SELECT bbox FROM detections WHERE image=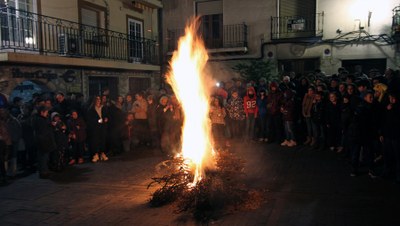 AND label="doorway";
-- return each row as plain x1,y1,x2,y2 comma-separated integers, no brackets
341,58,386,75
